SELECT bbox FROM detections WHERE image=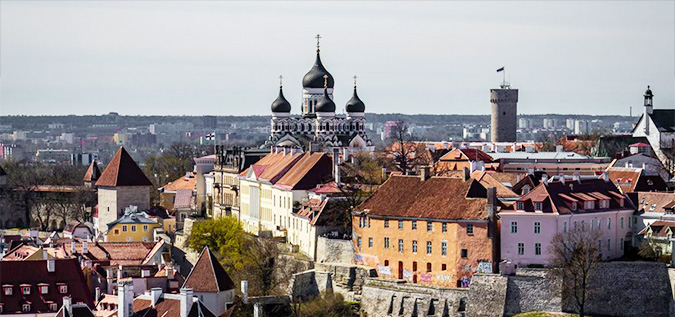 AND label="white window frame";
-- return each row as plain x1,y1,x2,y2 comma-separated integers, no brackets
535,243,541,255
517,202,524,210
441,240,448,256
426,241,432,255
517,243,524,255
398,239,404,253
412,240,418,253
59,285,68,293
40,285,48,294
534,222,541,234
535,202,543,211
511,221,518,234
4,287,12,296
21,286,30,295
